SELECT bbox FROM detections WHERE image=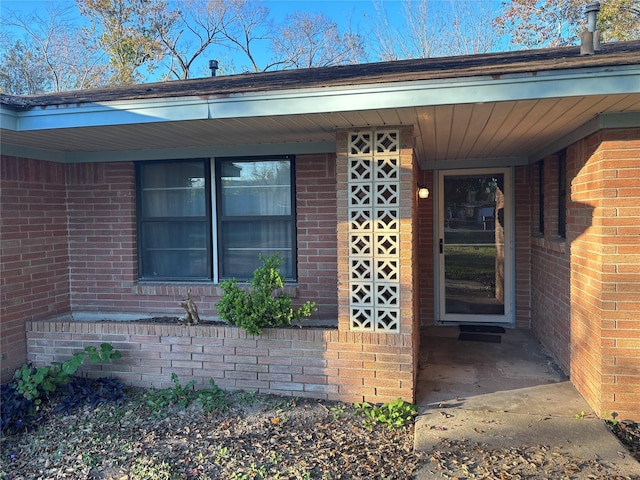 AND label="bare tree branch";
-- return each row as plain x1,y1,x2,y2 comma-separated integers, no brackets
270,11,366,69
1,3,109,93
